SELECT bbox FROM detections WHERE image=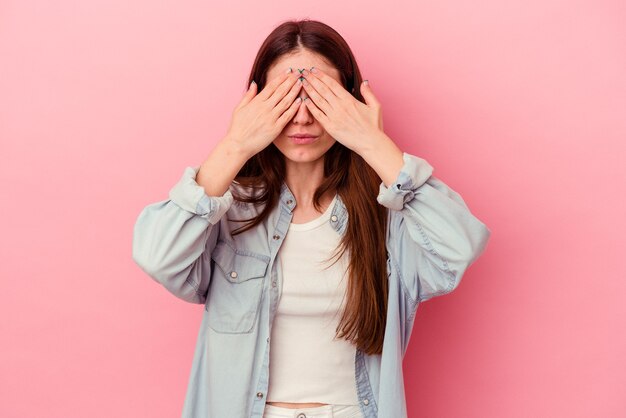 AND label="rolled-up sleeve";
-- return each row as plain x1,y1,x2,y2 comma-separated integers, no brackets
377,152,435,210
169,166,234,225
132,166,234,304
378,152,491,303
